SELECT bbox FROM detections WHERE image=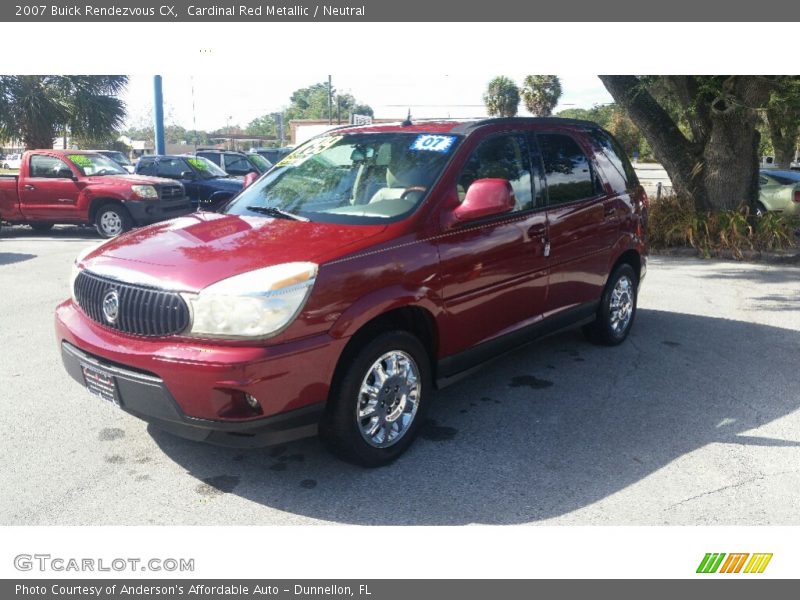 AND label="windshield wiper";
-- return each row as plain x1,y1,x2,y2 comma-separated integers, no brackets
246,206,309,222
